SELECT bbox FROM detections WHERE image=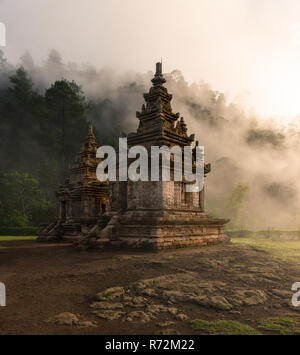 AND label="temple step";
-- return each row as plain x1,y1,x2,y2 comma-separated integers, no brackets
62,235,82,241
62,223,81,234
